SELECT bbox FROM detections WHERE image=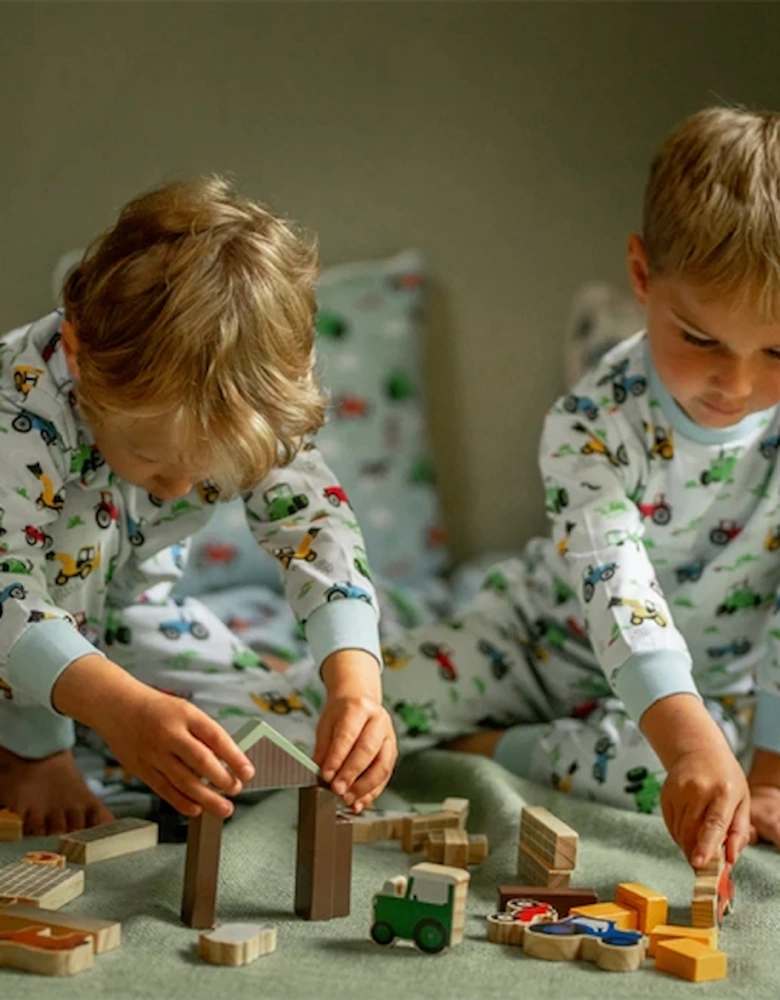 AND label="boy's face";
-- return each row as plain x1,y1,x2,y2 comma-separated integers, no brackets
90,416,207,501
60,320,207,499
628,235,780,428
